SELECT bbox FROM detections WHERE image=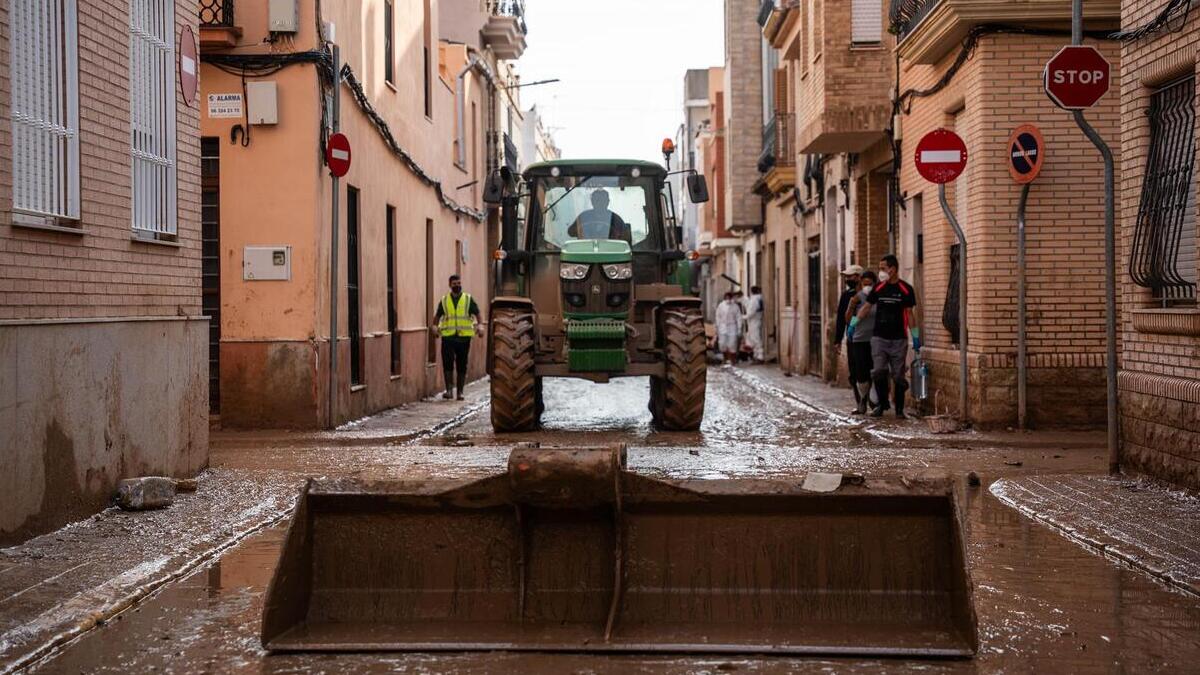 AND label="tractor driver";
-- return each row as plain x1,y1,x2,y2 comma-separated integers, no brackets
568,189,632,242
